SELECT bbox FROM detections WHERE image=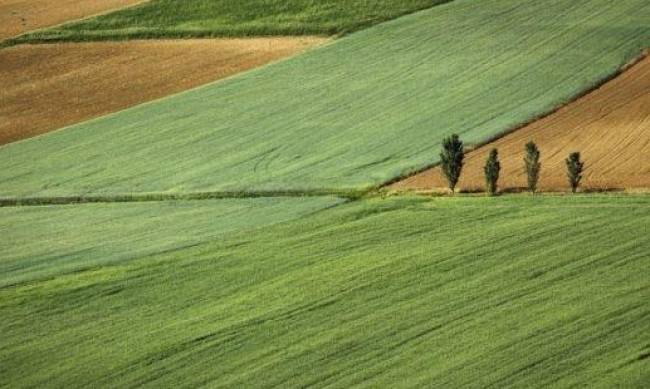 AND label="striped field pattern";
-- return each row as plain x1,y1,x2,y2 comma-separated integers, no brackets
1,196,648,387
0,0,648,197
